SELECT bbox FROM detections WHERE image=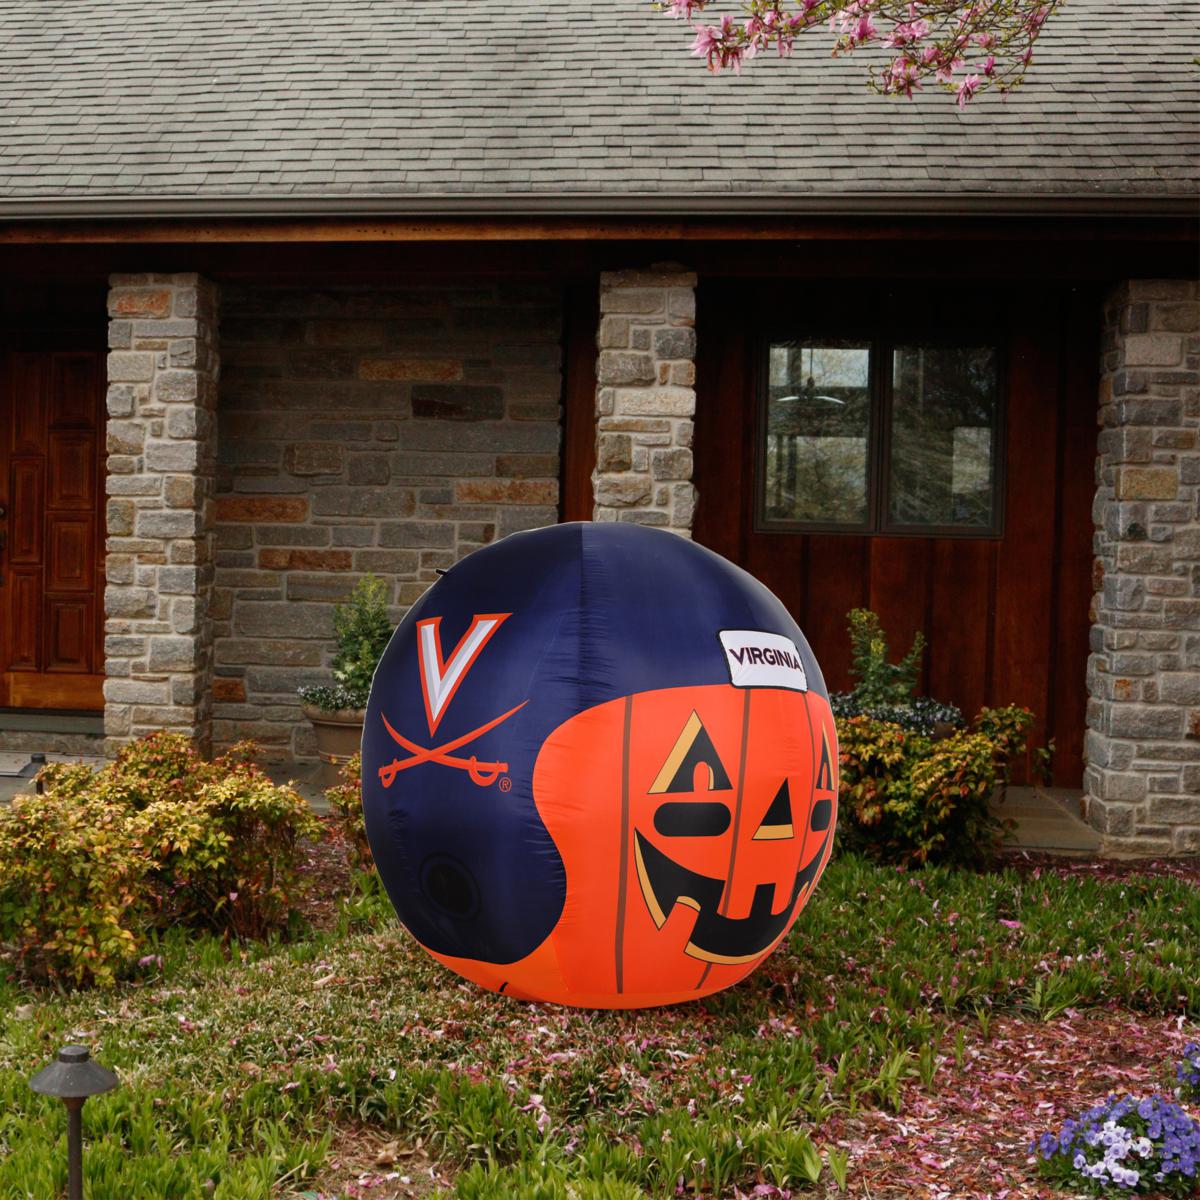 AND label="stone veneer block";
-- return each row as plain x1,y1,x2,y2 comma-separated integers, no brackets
104,273,219,753
212,283,563,760
593,265,697,535
1086,279,1200,855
